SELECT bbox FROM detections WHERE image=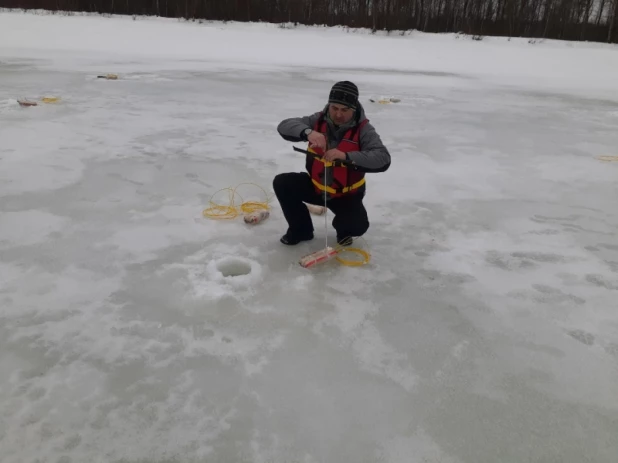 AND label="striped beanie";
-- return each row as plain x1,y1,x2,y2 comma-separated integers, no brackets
328,81,359,109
